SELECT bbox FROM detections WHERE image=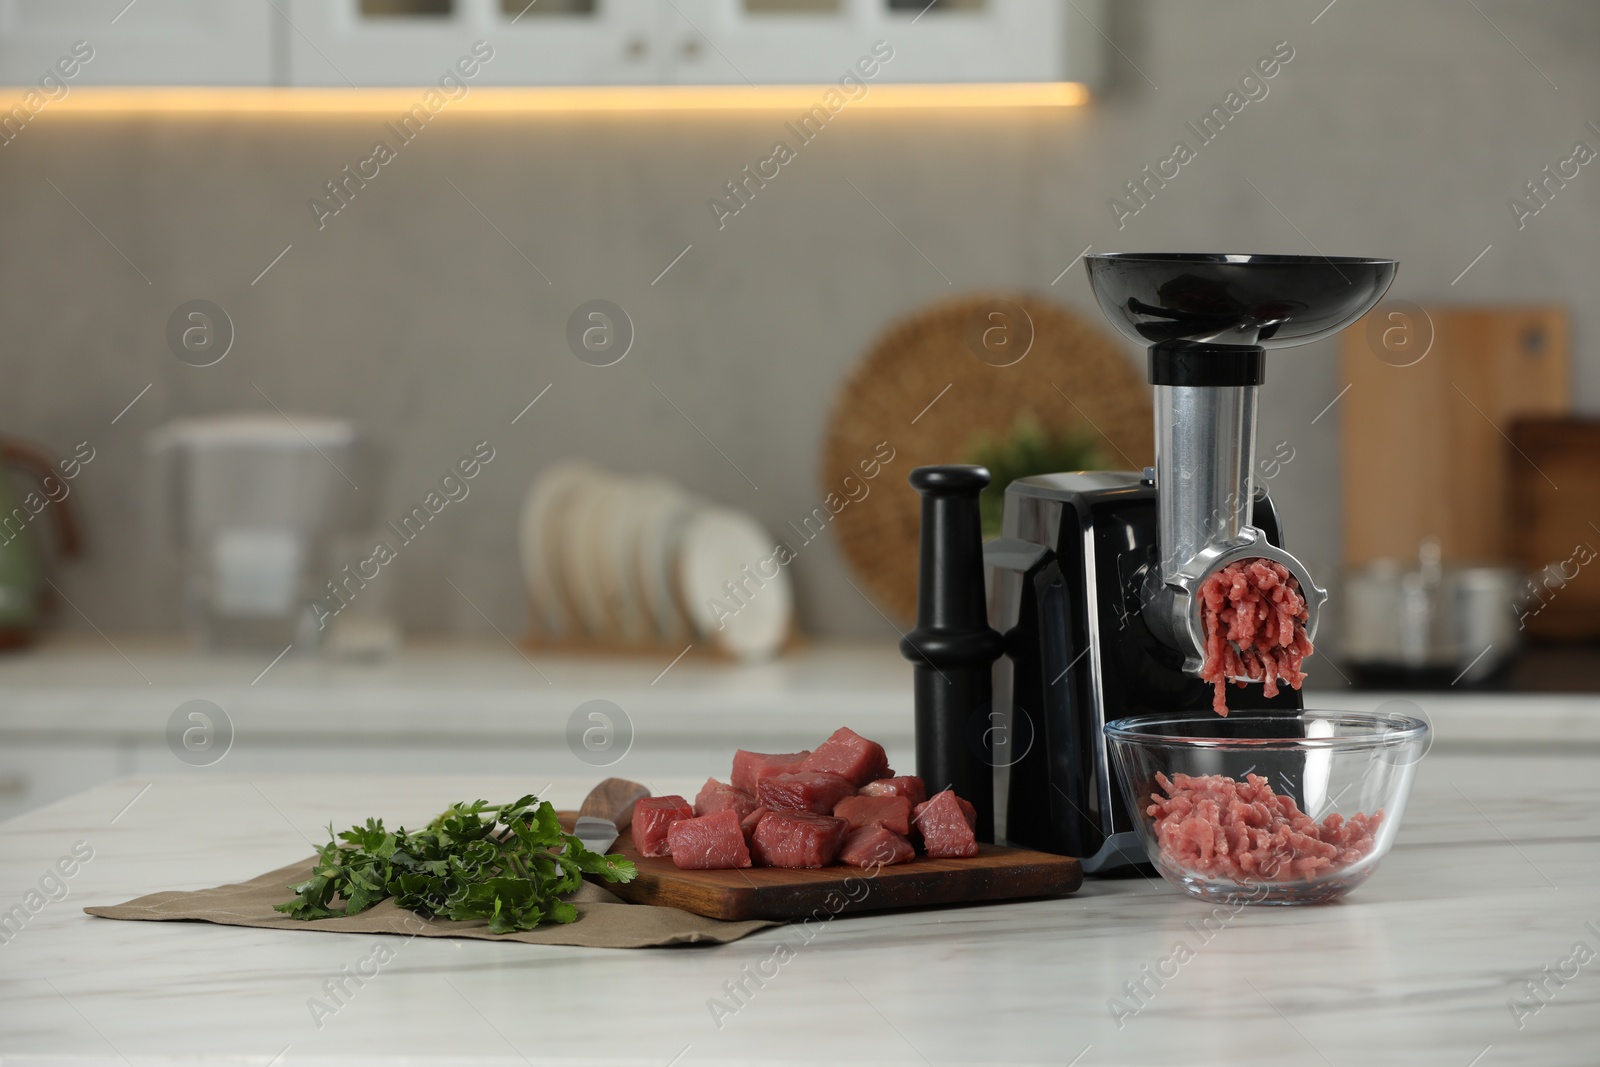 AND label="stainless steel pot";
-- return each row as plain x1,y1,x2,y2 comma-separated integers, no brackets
1343,539,1524,684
